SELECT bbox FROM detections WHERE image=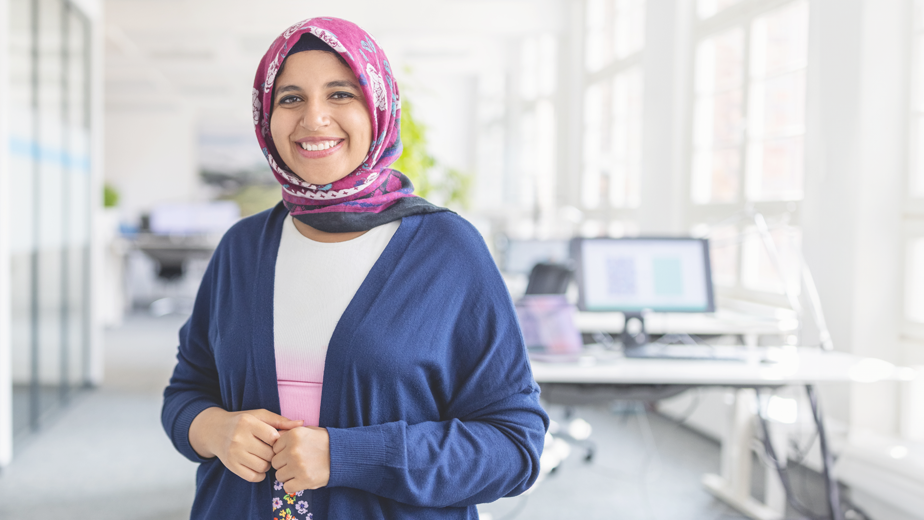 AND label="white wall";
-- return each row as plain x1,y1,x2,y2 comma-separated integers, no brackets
638,0,691,235
104,106,199,224
801,0,910,434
